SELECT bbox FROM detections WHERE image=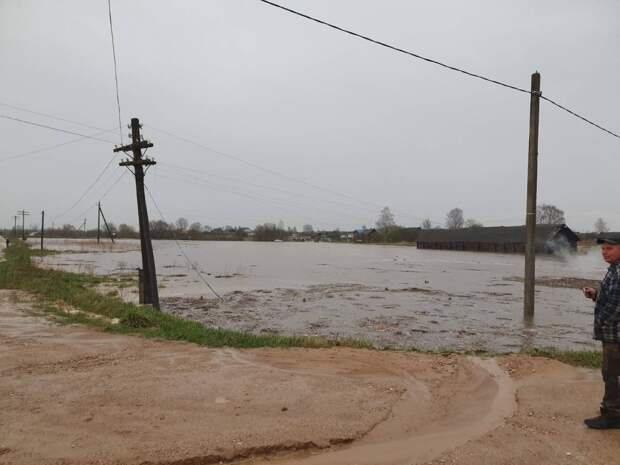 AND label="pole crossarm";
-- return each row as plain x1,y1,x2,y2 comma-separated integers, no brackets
119,158,157,167
113,140,153,153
